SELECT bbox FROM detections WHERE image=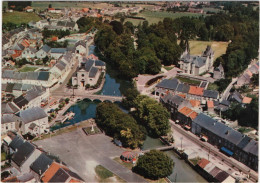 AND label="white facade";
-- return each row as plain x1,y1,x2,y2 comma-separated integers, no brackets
2,121,18,135
22,48,36,59
35,49,49,59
